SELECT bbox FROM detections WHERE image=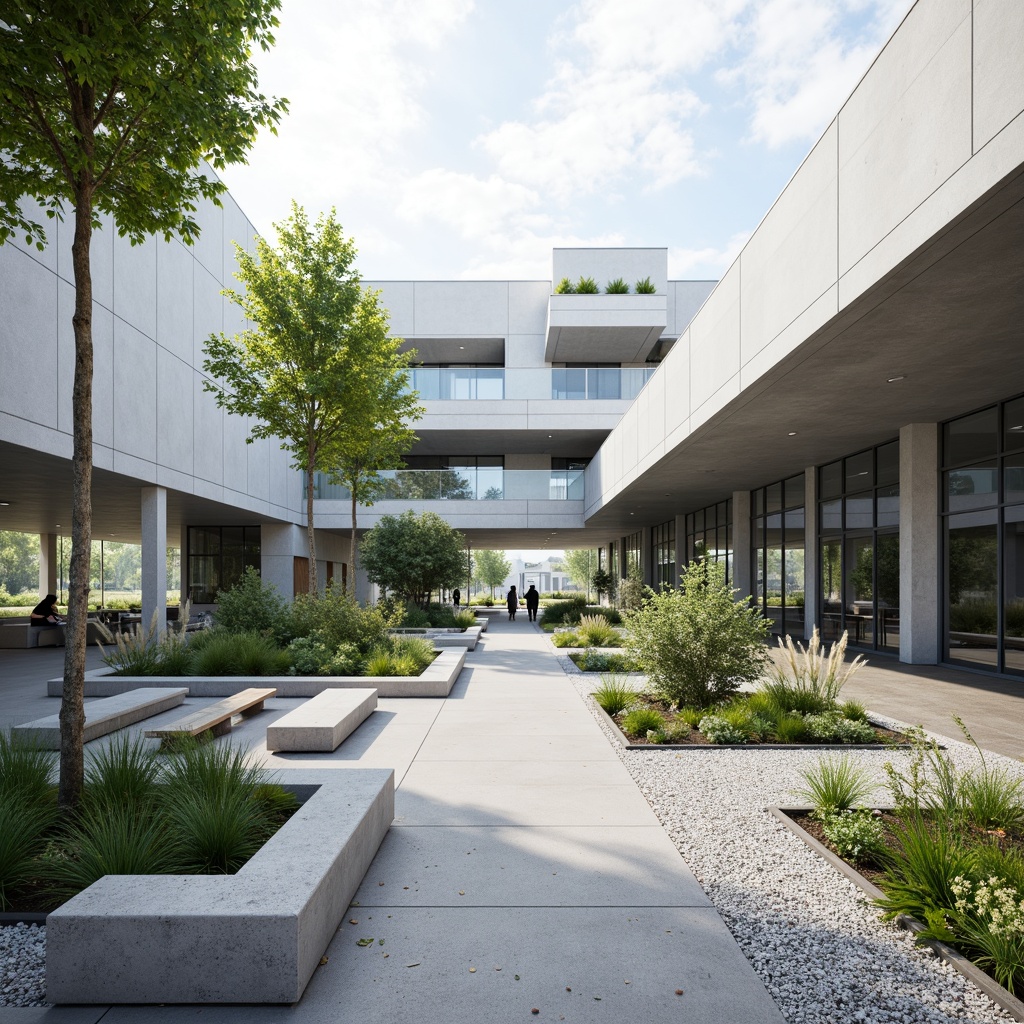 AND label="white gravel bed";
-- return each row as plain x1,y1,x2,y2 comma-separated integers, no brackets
0,922,46,1007
564,661,1023,1024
